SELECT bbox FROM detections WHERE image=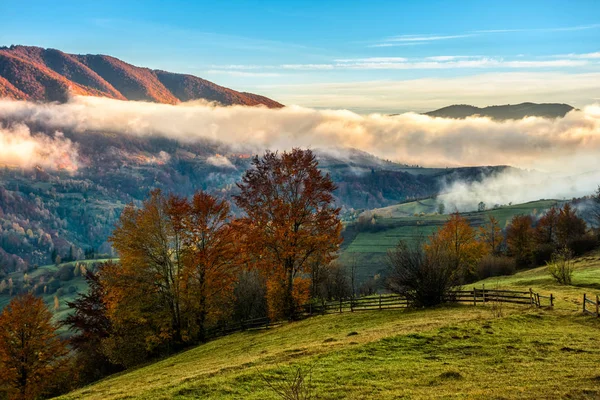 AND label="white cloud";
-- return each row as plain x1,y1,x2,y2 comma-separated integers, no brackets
2,97,600,209
1,96,599,171
206,154,236,169
0,124,78,171
386,34,474,42
264,72,600,112
555,51,600,59
280,64,335,70
335,57,408,63
205,70,283,77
